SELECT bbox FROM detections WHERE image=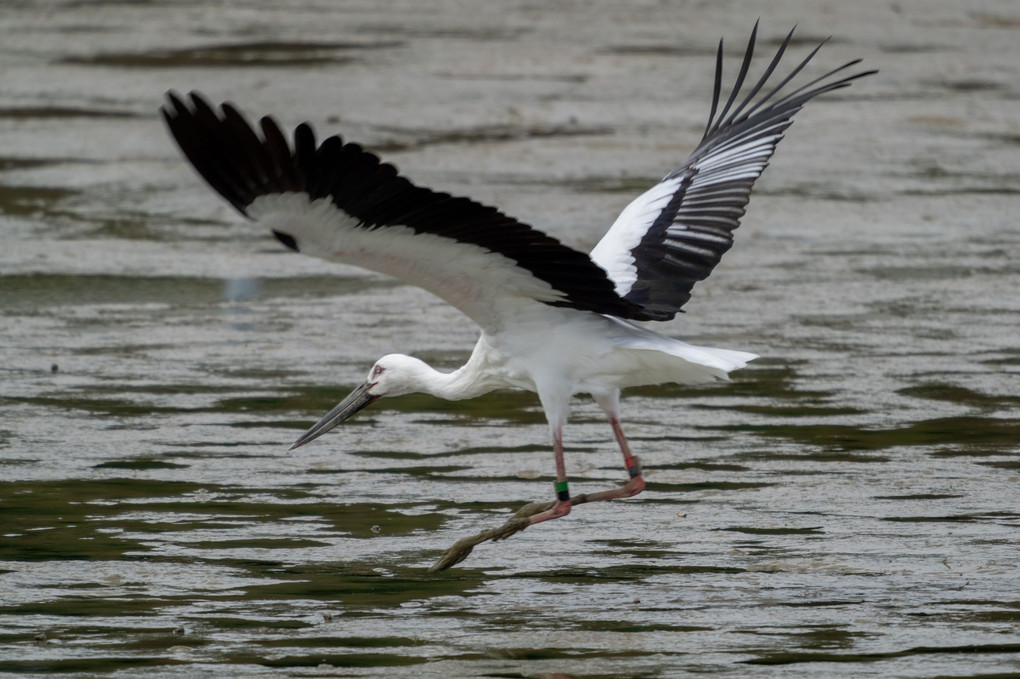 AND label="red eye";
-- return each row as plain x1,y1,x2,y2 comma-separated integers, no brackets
372,365,384,377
